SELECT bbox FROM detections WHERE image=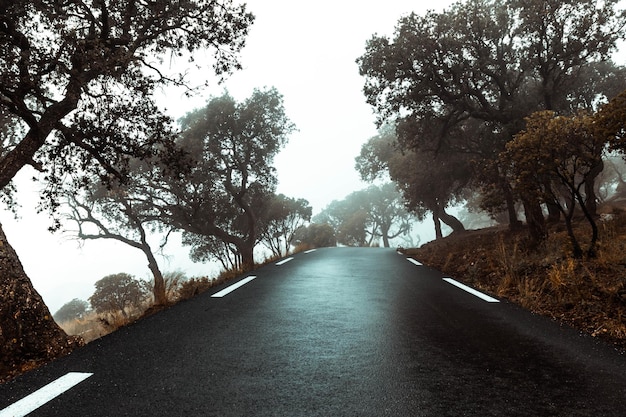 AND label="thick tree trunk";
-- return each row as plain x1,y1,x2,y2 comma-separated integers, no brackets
0,224,82,380
545,200,561,223
584,160,603,218
522,198,547,244
146,251,167,306
381,224,391,248
502,180,523,229
240,243,255,272
437,205,466,234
